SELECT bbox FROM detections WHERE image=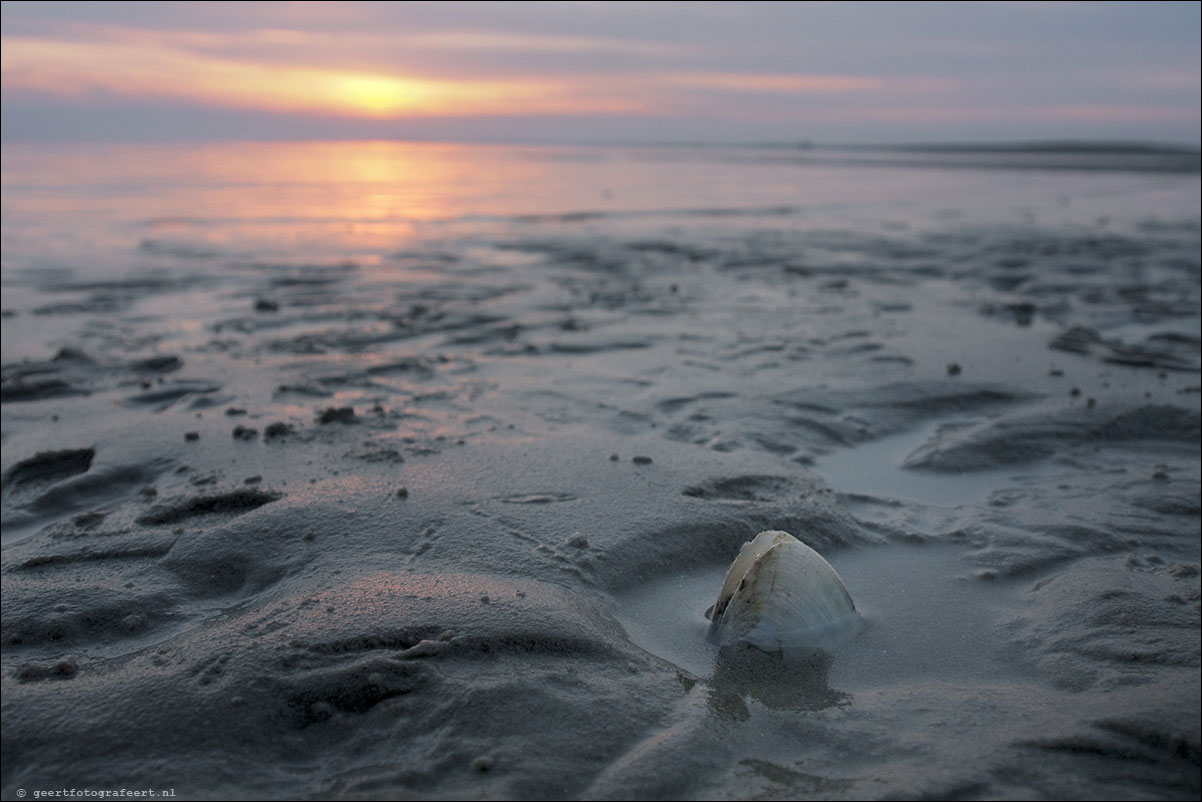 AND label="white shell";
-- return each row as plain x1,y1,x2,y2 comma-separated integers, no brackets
709,530,860,651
